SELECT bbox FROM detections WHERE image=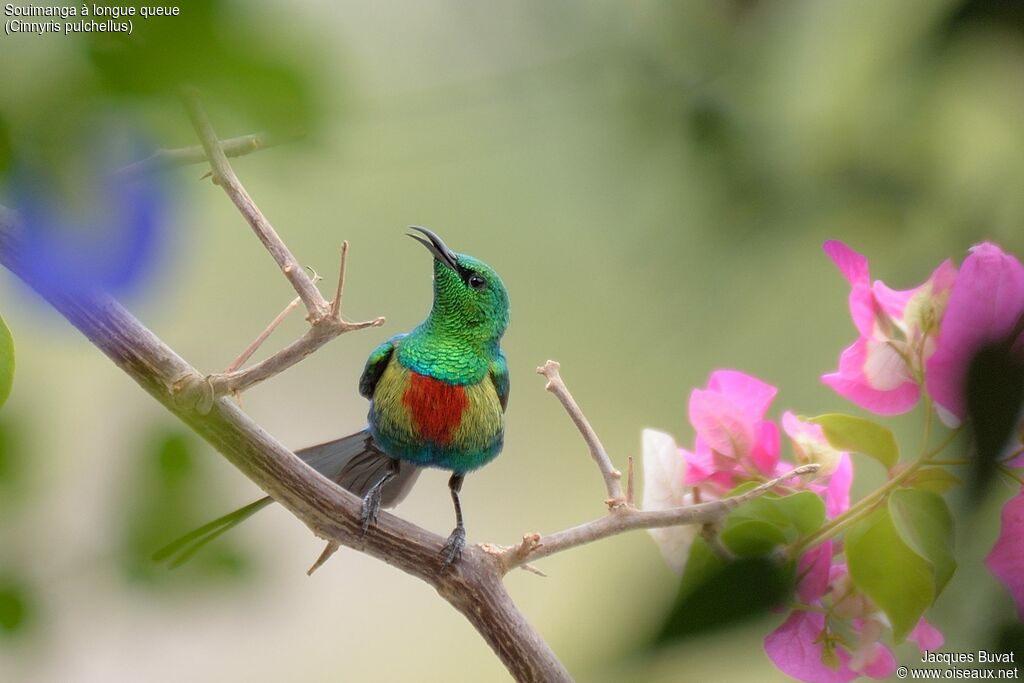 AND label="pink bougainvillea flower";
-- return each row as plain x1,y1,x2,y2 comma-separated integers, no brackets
765,611,859,683
797,540,834,603
908,618,945,651
822,241,956,416
783,412,845,478
768,556,942,682
823,454,853,519
685,370,780,490
926,243,1024,427
642,428,697,574
765,611,896,682
985,488,1024,619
